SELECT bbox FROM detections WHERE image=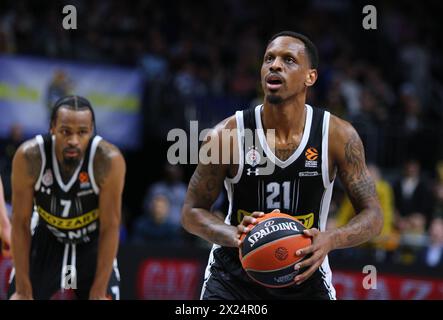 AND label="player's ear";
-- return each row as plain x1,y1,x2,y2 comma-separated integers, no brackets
49,122,56,135
305,69,317,87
